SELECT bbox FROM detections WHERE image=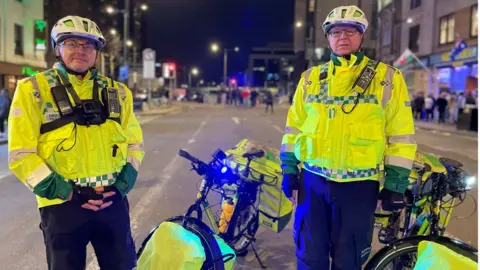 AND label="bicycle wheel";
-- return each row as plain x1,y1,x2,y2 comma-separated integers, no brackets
365,236,477,270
